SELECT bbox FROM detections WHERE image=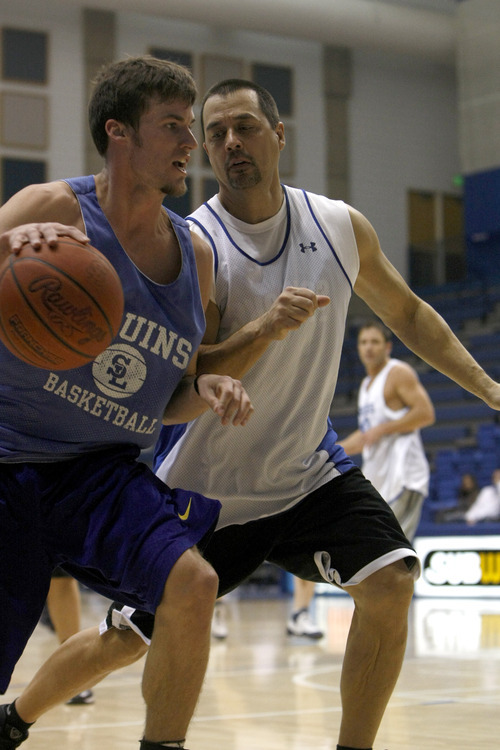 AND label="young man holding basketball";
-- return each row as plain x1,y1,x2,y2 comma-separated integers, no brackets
0,57,254,750
4,77,500,750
